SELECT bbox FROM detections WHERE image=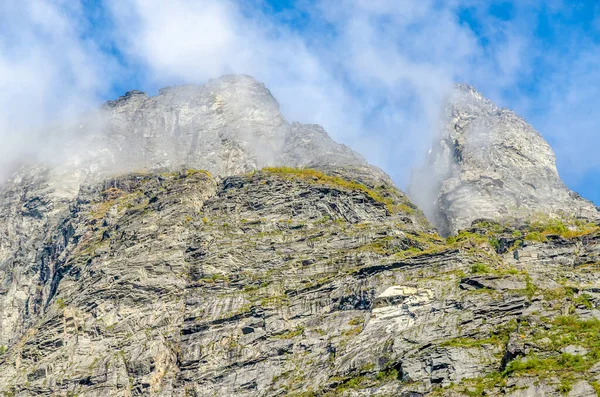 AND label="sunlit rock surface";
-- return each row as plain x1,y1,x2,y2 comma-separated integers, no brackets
1,76,600,396
409,84,599,236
